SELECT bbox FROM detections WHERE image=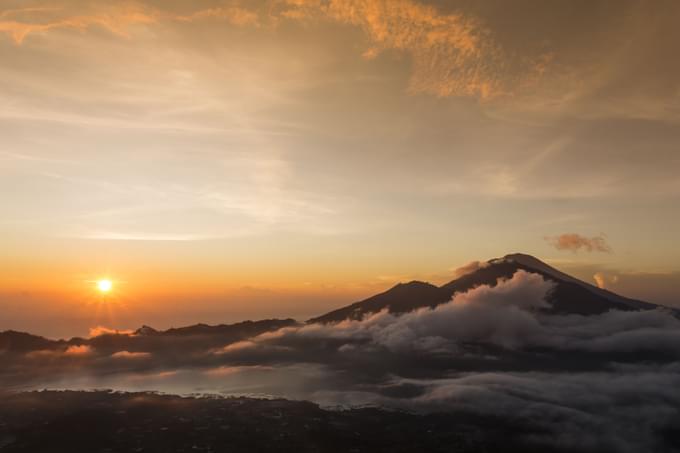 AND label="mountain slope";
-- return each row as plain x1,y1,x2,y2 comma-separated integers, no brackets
0,319,299,354
135,319,298,338
0,331,60,353
308,281,449,324
310,253,661,324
